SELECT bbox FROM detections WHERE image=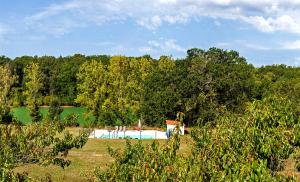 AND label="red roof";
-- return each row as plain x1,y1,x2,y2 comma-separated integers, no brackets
166,120,181,125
